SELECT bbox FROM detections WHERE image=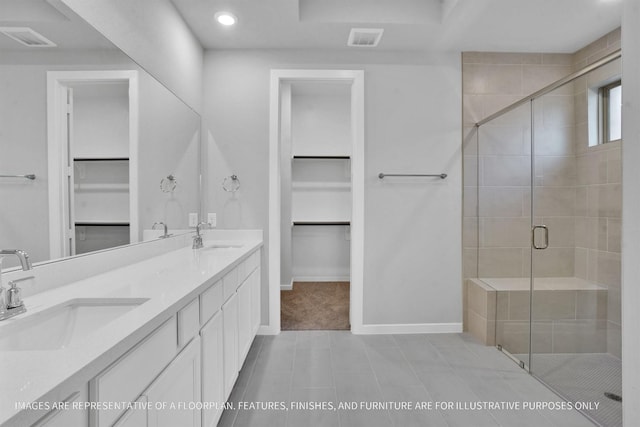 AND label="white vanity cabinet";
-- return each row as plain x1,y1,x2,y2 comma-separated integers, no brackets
237,277,253,364
90,318,178,427
146,337,201,427
222,292,239,399
112,338,201,427
21,247,261,427
238,266,261,365
250,266,262,338
222,248,261,399
200,311,224,427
